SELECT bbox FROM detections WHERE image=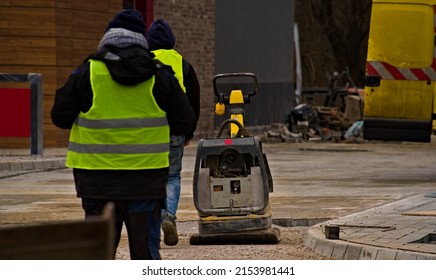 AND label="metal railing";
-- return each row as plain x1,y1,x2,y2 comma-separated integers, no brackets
0,73,43,155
